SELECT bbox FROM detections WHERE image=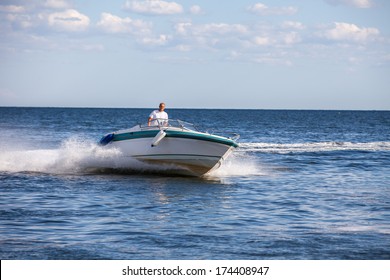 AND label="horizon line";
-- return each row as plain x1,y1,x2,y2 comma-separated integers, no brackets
0,105,389,111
